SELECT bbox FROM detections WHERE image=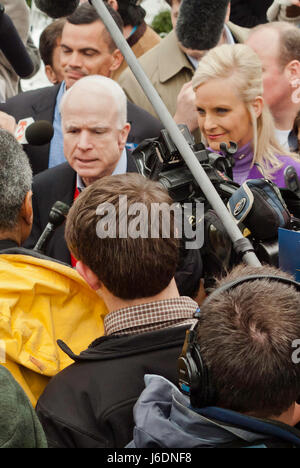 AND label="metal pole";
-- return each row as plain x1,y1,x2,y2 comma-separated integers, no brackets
90,0,261,267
